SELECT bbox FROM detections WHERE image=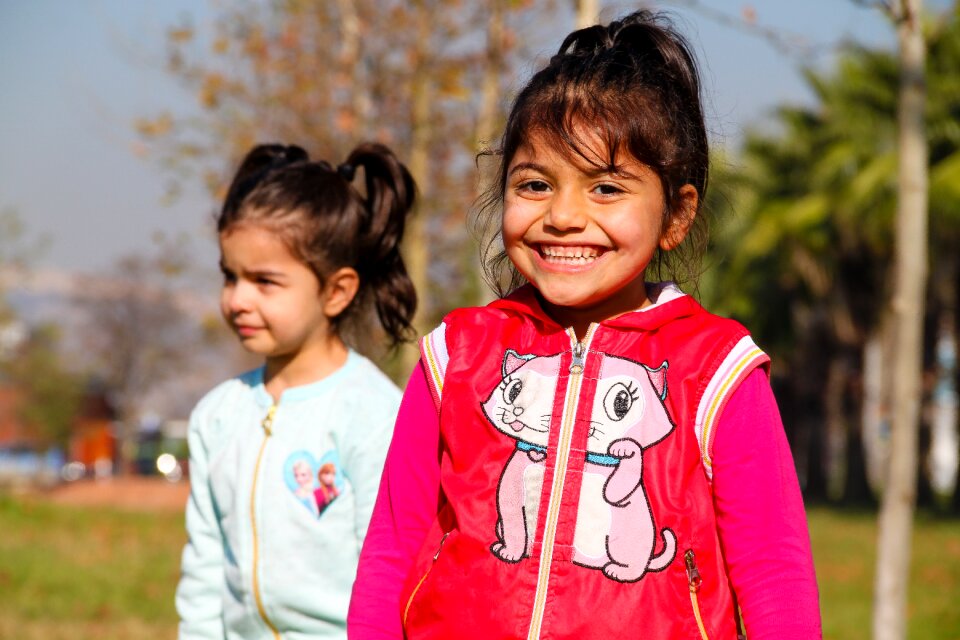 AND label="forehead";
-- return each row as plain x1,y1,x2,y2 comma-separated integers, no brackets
219,222,301,266
509,127,644,176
